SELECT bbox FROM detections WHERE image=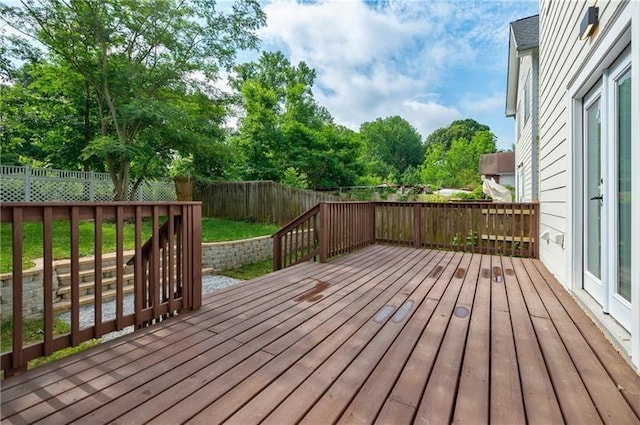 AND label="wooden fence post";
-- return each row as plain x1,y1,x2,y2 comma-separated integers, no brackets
414,203,422,248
